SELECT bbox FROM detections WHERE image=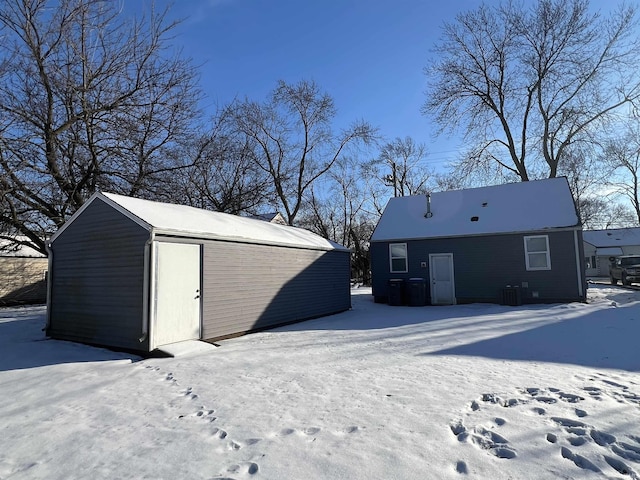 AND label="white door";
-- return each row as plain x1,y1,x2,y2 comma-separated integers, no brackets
429,253,455,305
154,242,201,347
